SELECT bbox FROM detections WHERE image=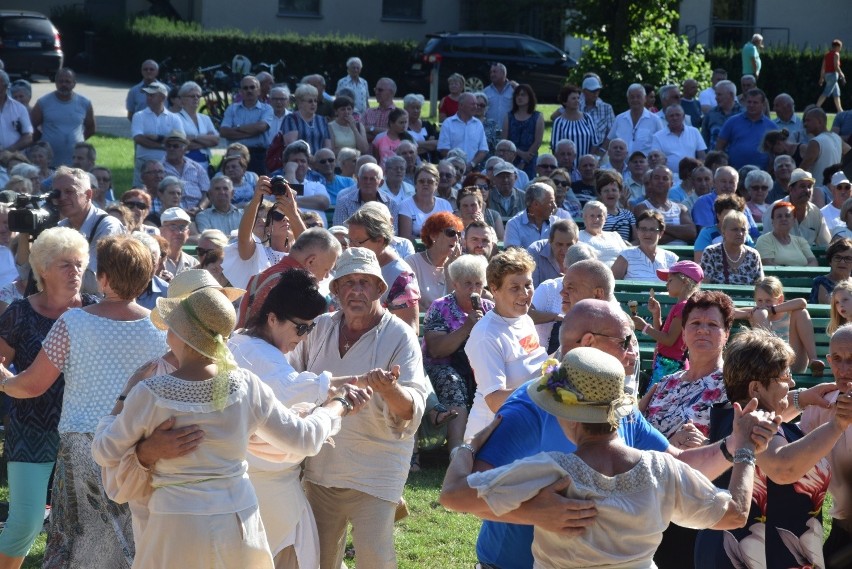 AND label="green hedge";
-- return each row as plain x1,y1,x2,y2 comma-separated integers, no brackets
64,16,416,90
707,46,841,112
